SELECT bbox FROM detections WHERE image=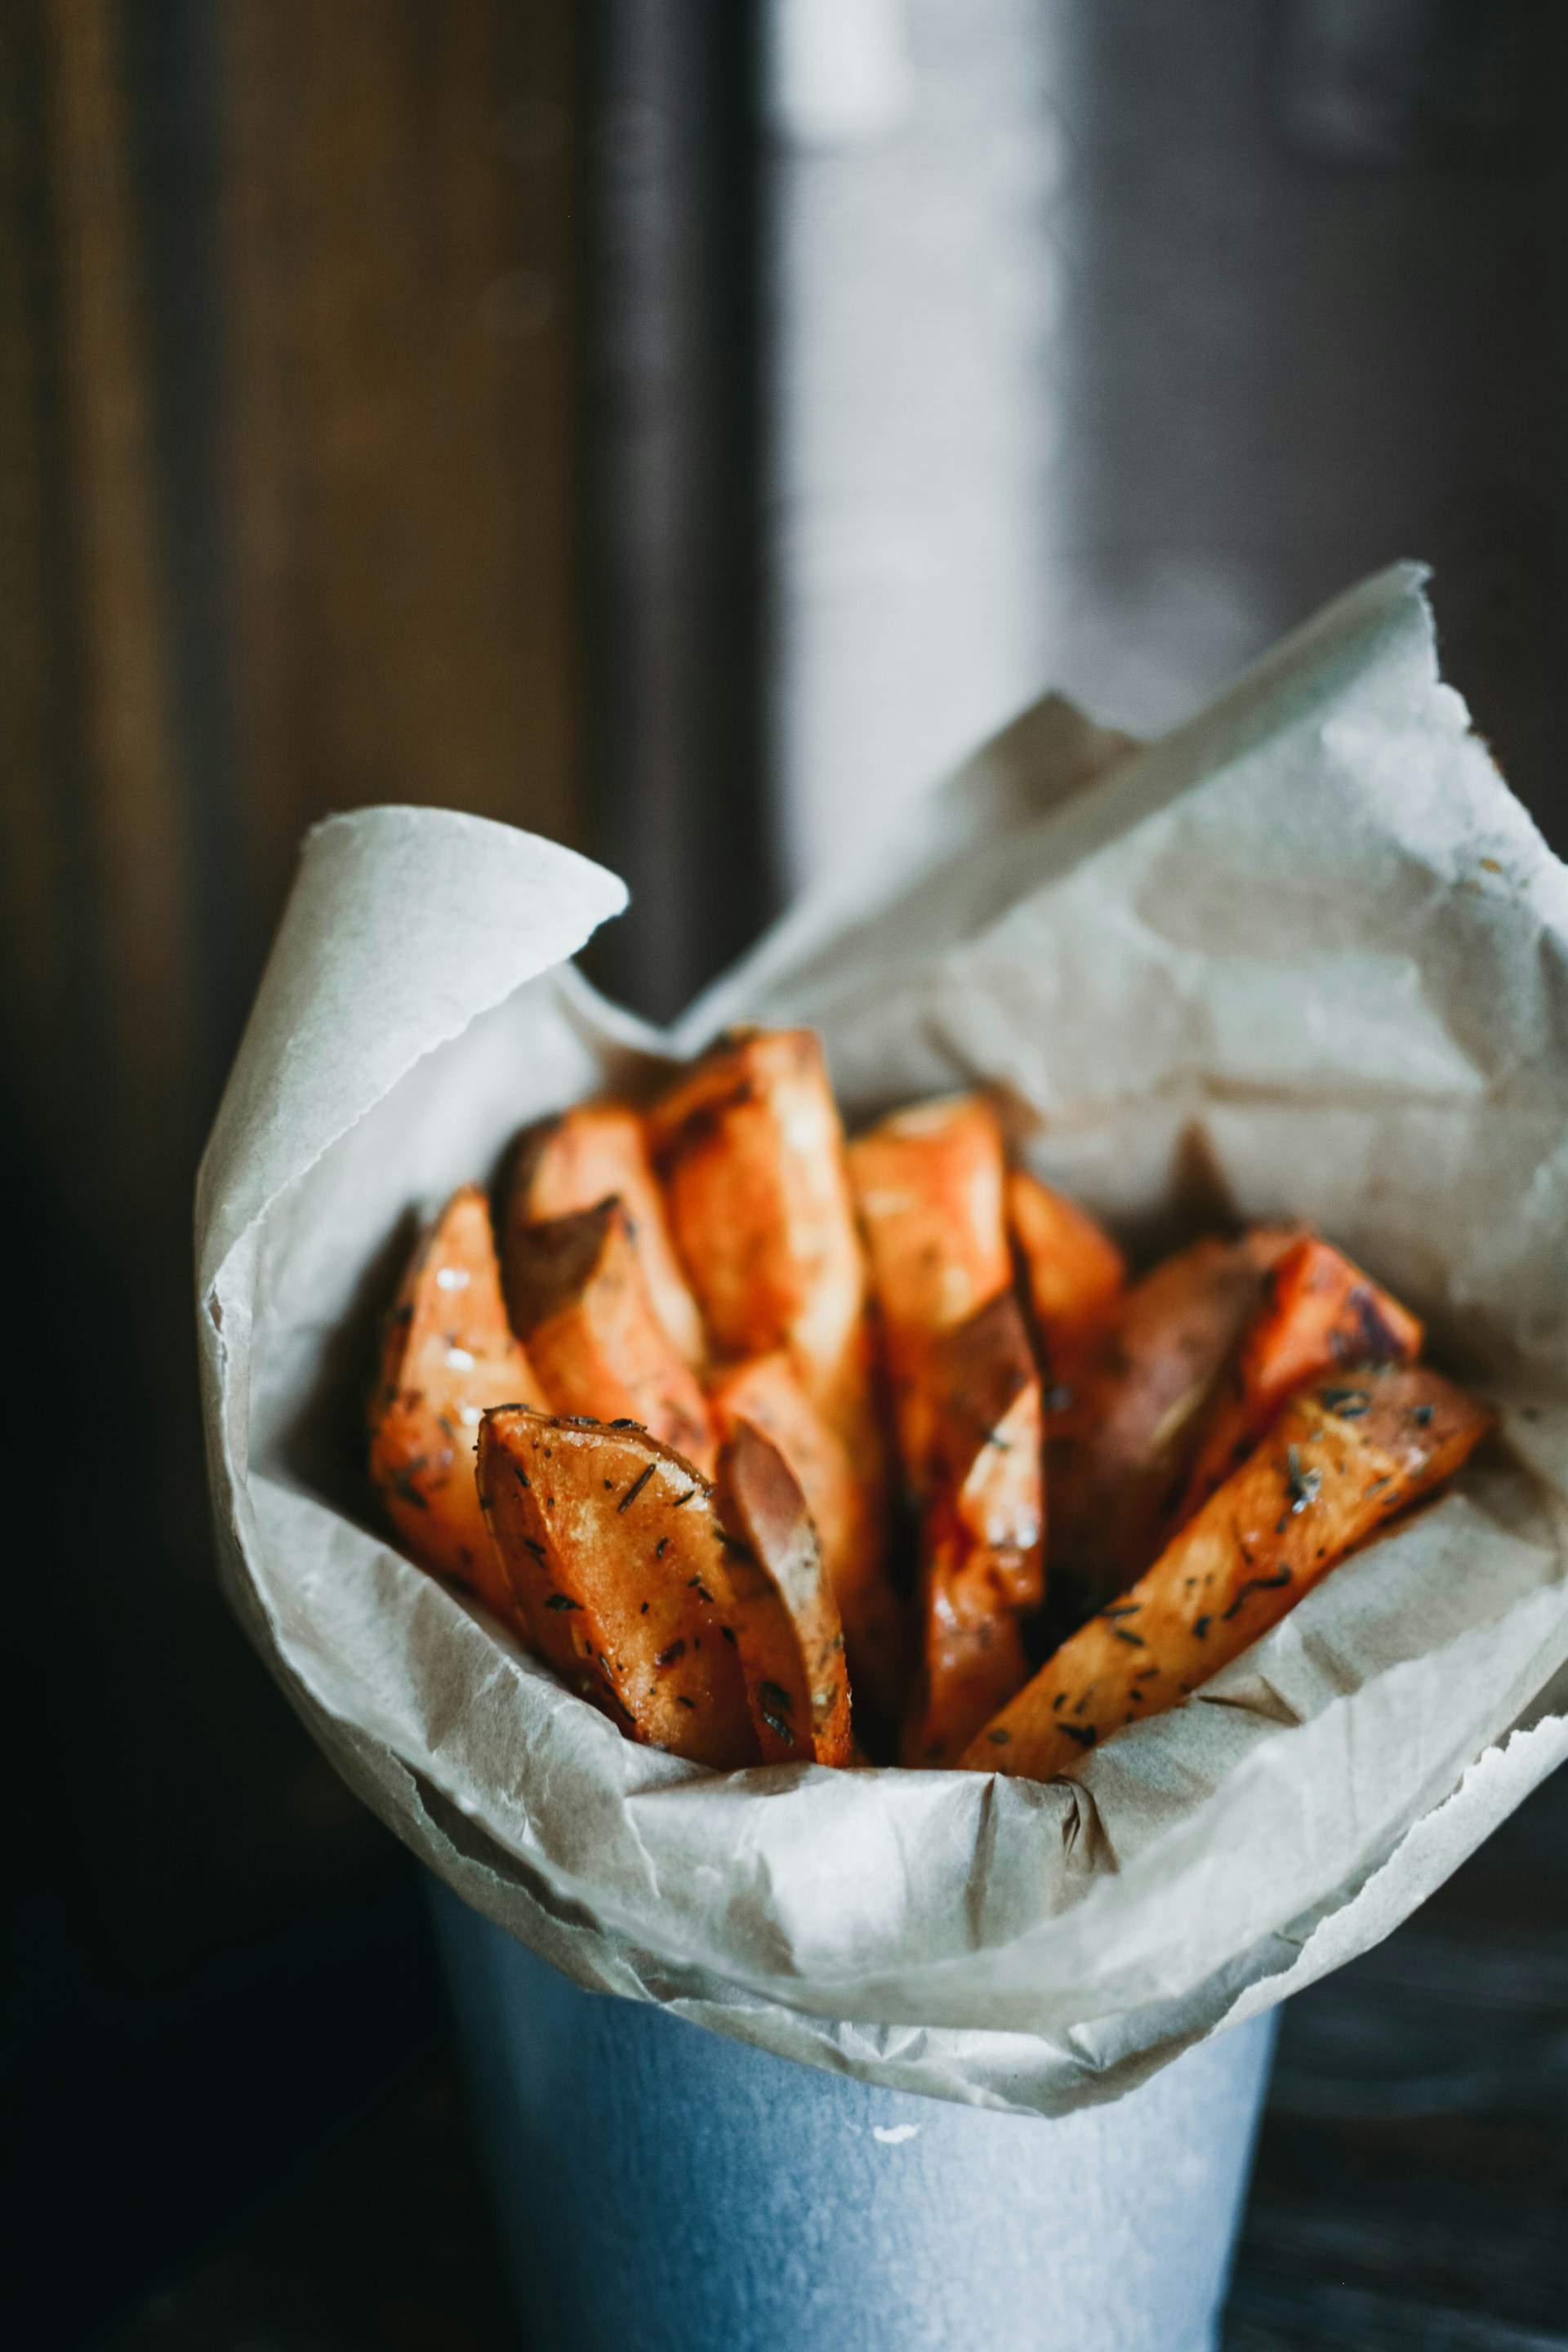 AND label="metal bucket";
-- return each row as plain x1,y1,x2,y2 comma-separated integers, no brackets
429,1878,1276,2352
